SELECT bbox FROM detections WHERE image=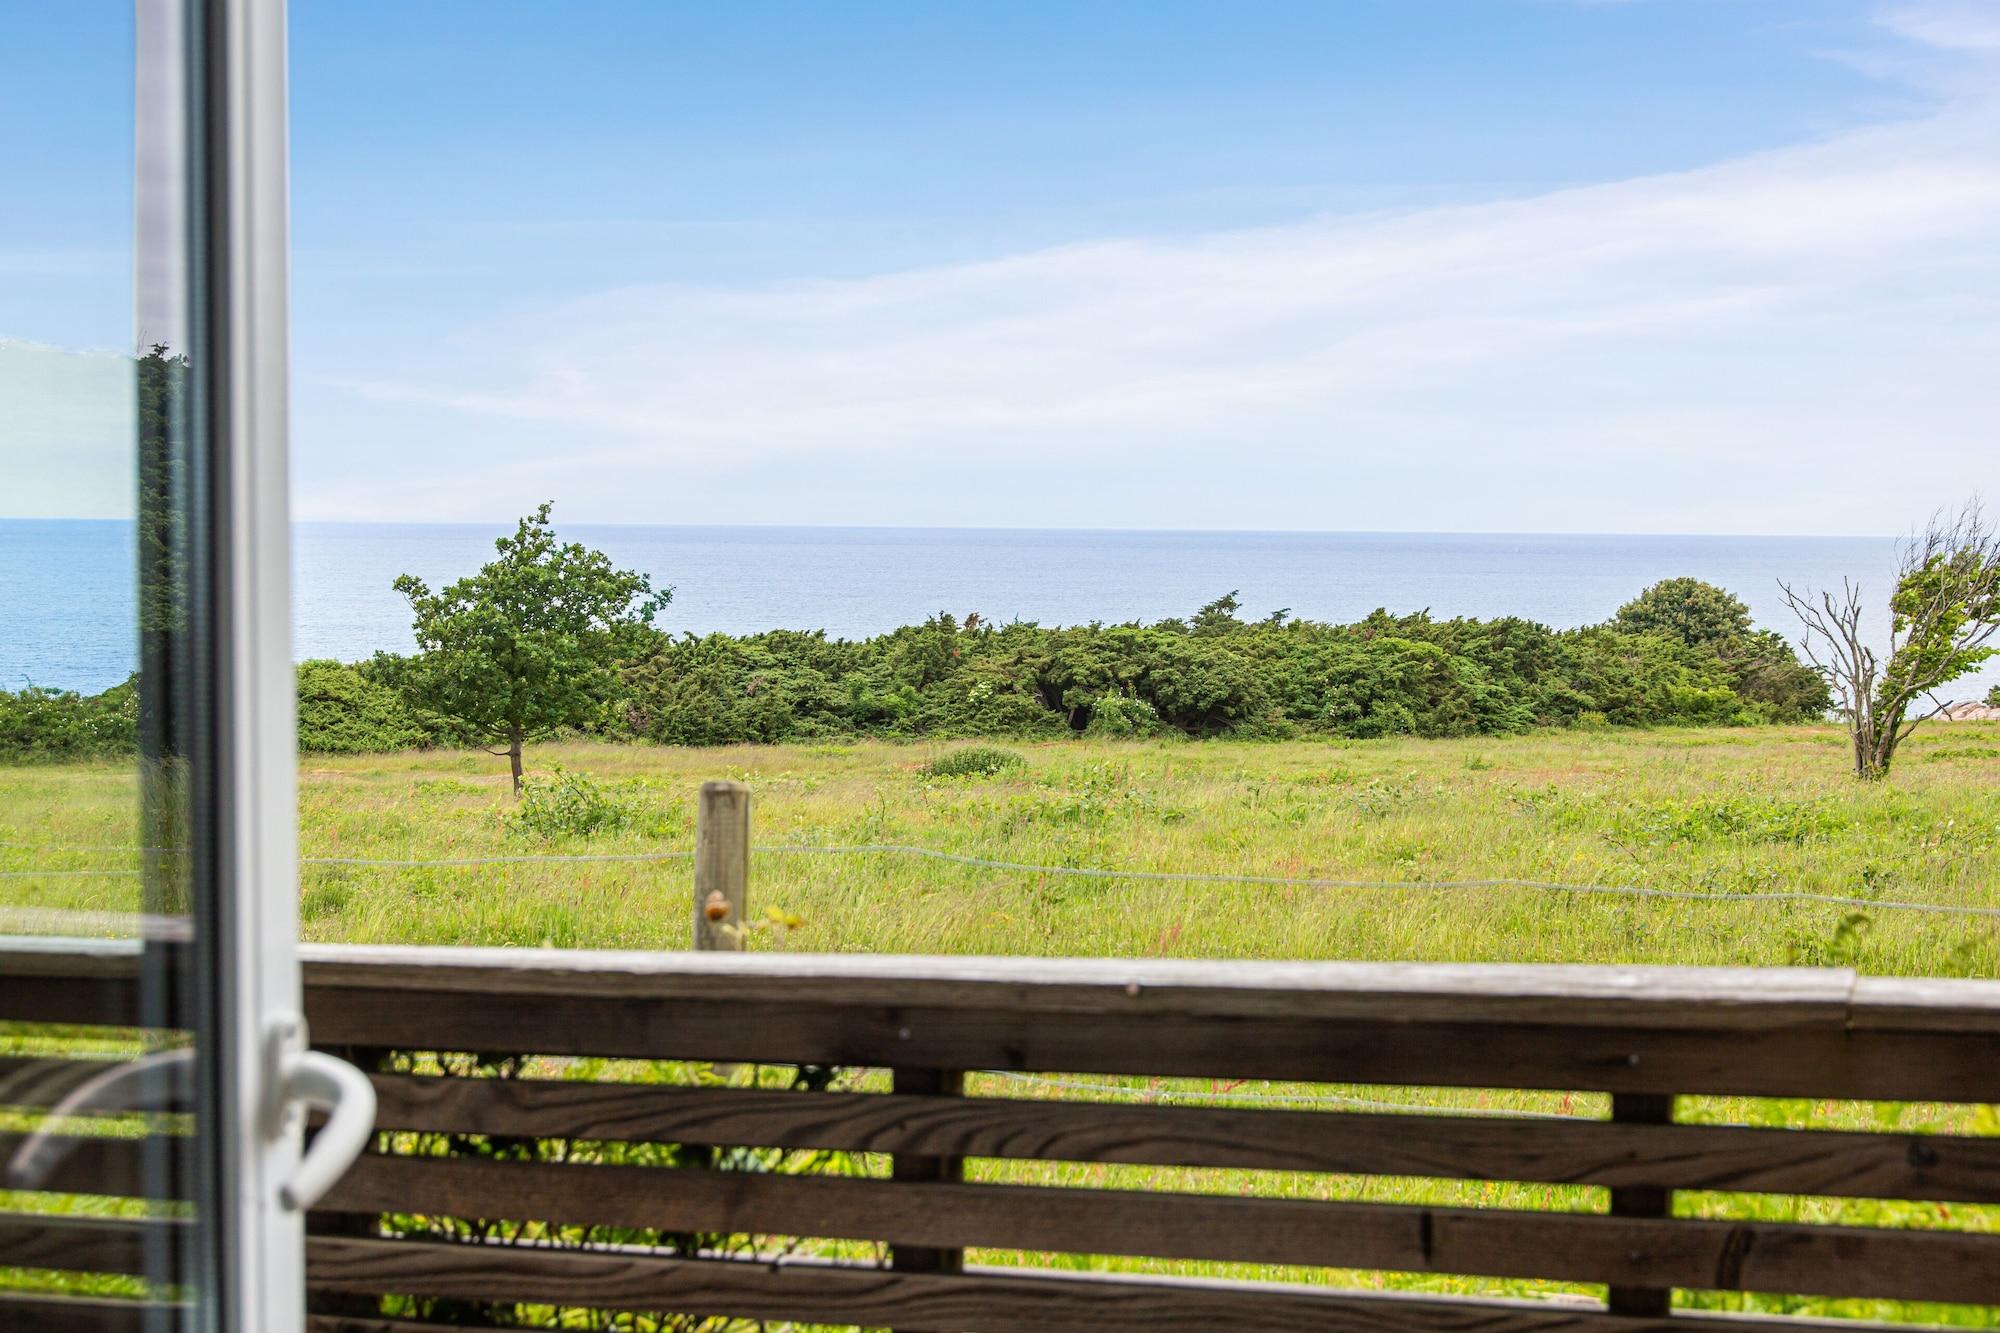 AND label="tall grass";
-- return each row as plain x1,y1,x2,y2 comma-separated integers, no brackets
4,724,1998,1323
